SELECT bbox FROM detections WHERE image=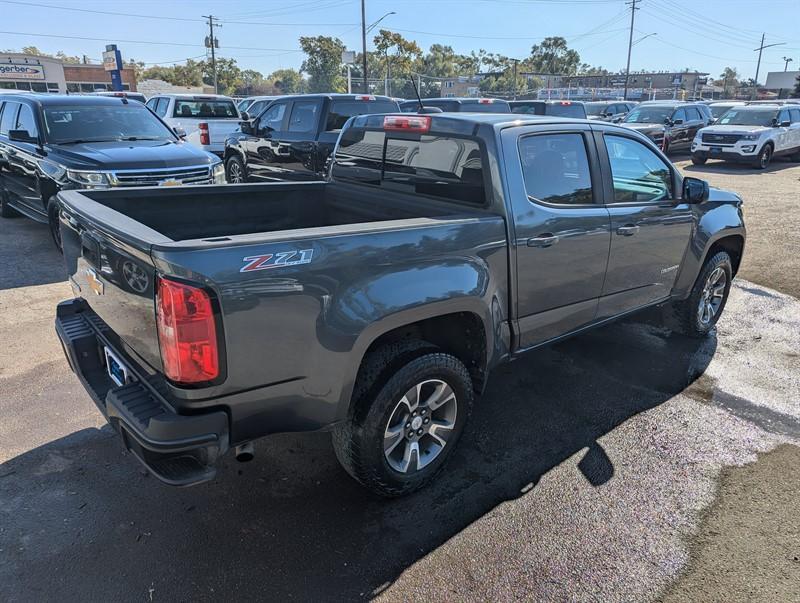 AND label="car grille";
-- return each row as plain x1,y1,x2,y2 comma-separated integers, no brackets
110,166,212,187
702,133,741,145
